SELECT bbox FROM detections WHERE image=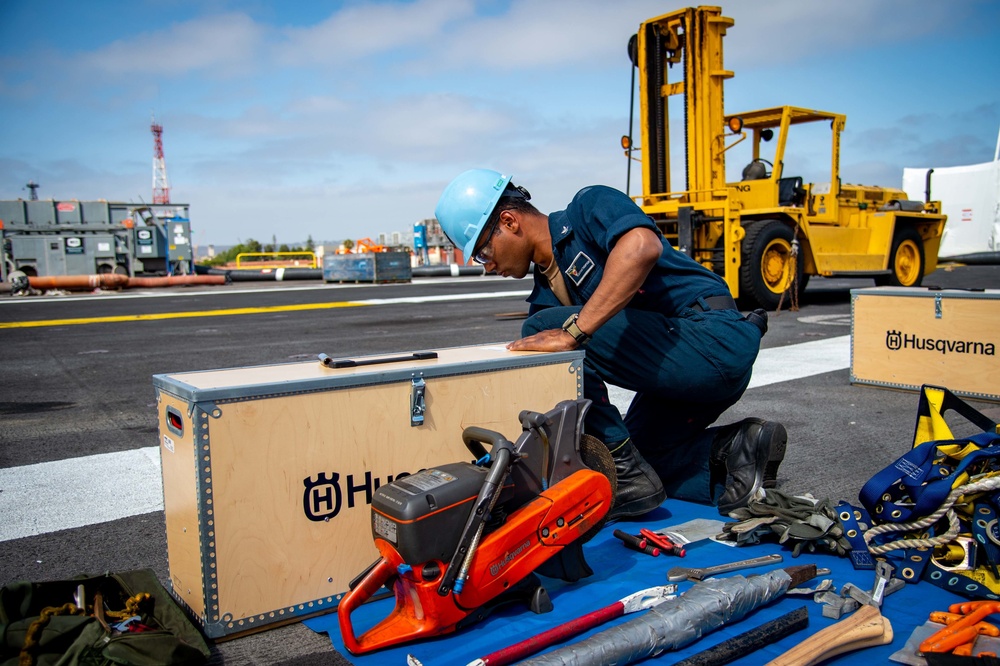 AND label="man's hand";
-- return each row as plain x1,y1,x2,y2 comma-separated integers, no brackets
507,329,577,352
